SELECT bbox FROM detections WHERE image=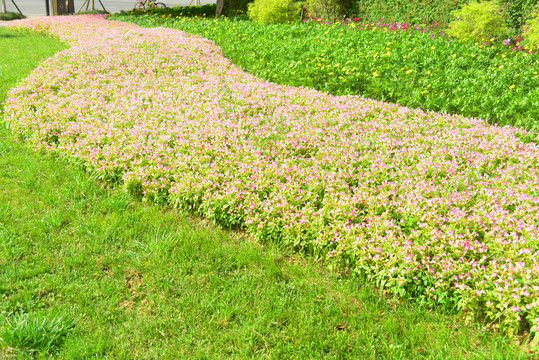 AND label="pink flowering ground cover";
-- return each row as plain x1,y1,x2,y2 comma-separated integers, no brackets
5,15,539,337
